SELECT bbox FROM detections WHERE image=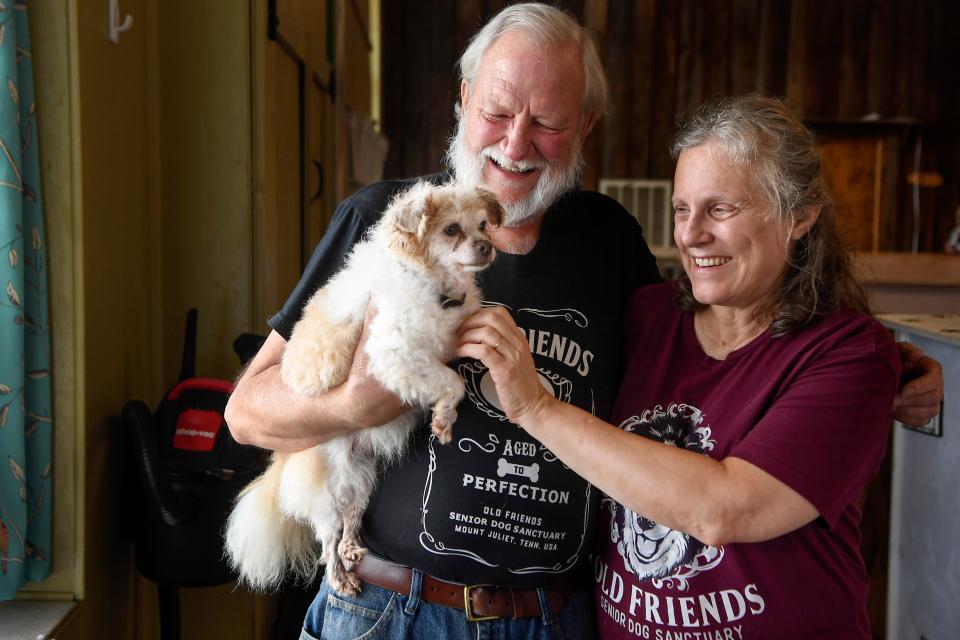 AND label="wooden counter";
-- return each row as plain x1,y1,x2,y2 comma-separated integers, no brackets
854,252,960,287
